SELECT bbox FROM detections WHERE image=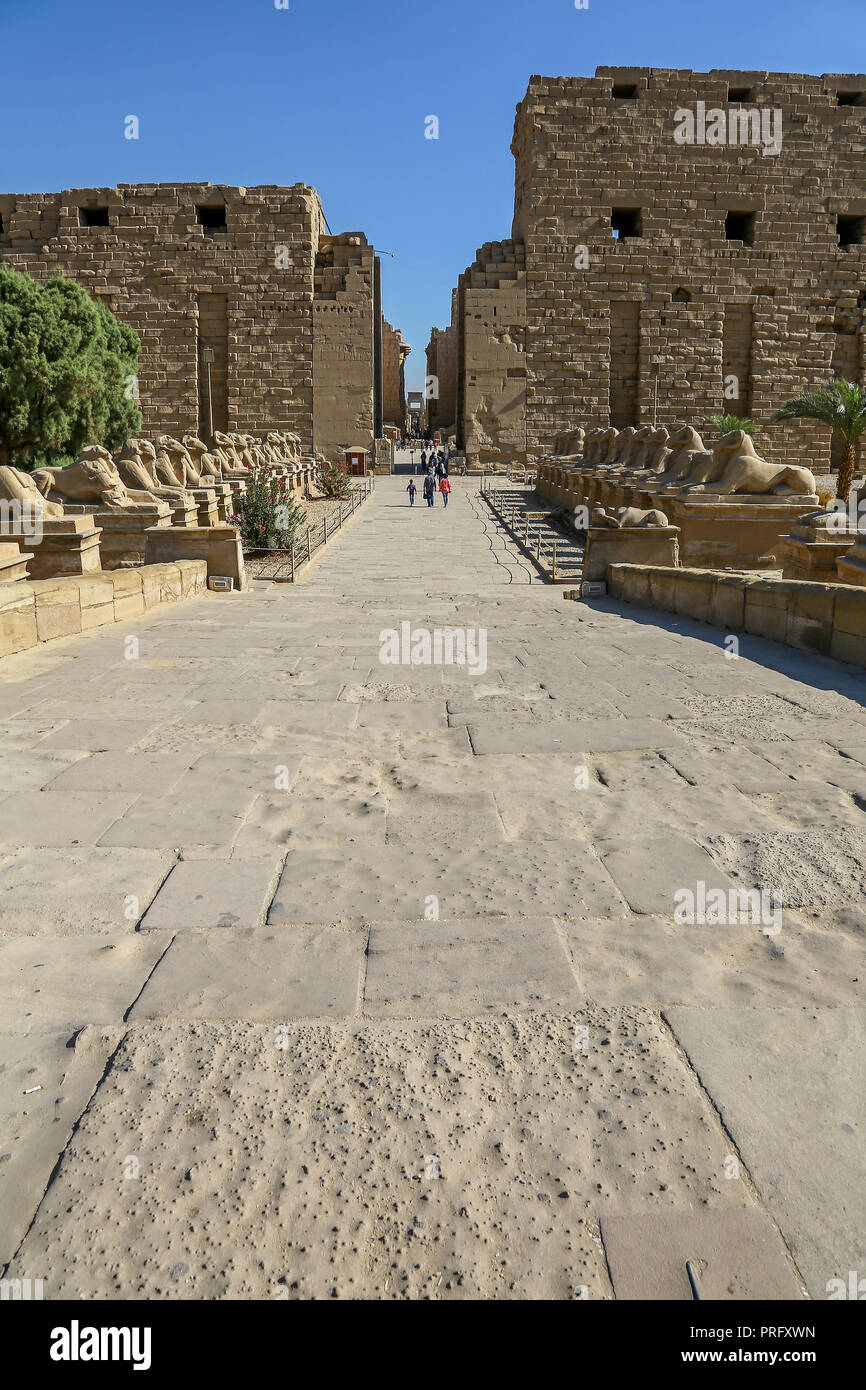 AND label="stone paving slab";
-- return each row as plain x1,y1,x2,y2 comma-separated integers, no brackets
129,928,363,1021
364,918,581,1017
3,1009,751,1299
0,746,88,791
600,1209,804,1300
563,912,865,1008
0,791,136,849
0,934,166,1030
0,1026,121,1268
0,846,174,935
46,750,194,795
38,717,164,751
665,1005,866,1299
140,859,283,931
467,715,689,756
595,833,742,915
